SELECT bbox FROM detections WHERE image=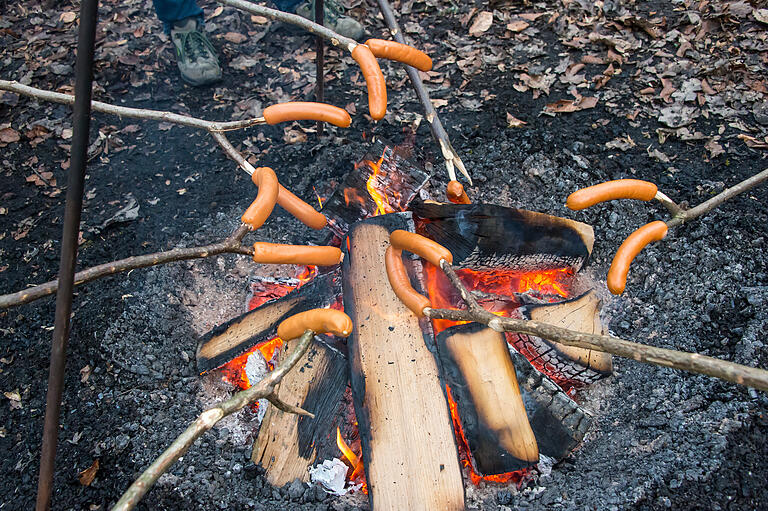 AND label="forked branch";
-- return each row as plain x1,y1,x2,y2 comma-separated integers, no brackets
111,330,315,511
